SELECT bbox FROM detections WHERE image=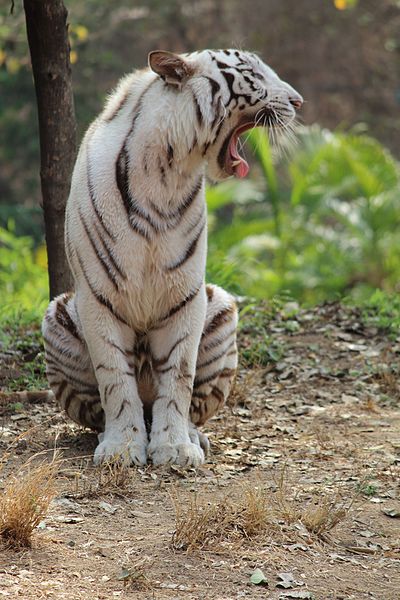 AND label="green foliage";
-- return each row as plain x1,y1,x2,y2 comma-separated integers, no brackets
0,308,47,392
0,224,48,322
206,126,400,304
356,289,400,336
238,299,290,368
